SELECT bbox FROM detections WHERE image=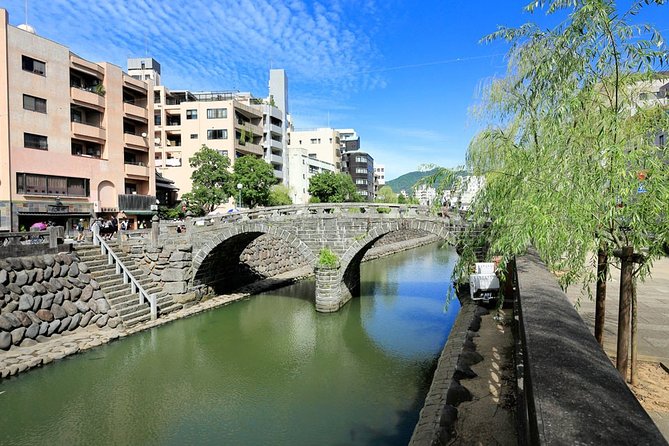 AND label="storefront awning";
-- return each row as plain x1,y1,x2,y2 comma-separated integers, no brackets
18,211,93,217
124,210,156,215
